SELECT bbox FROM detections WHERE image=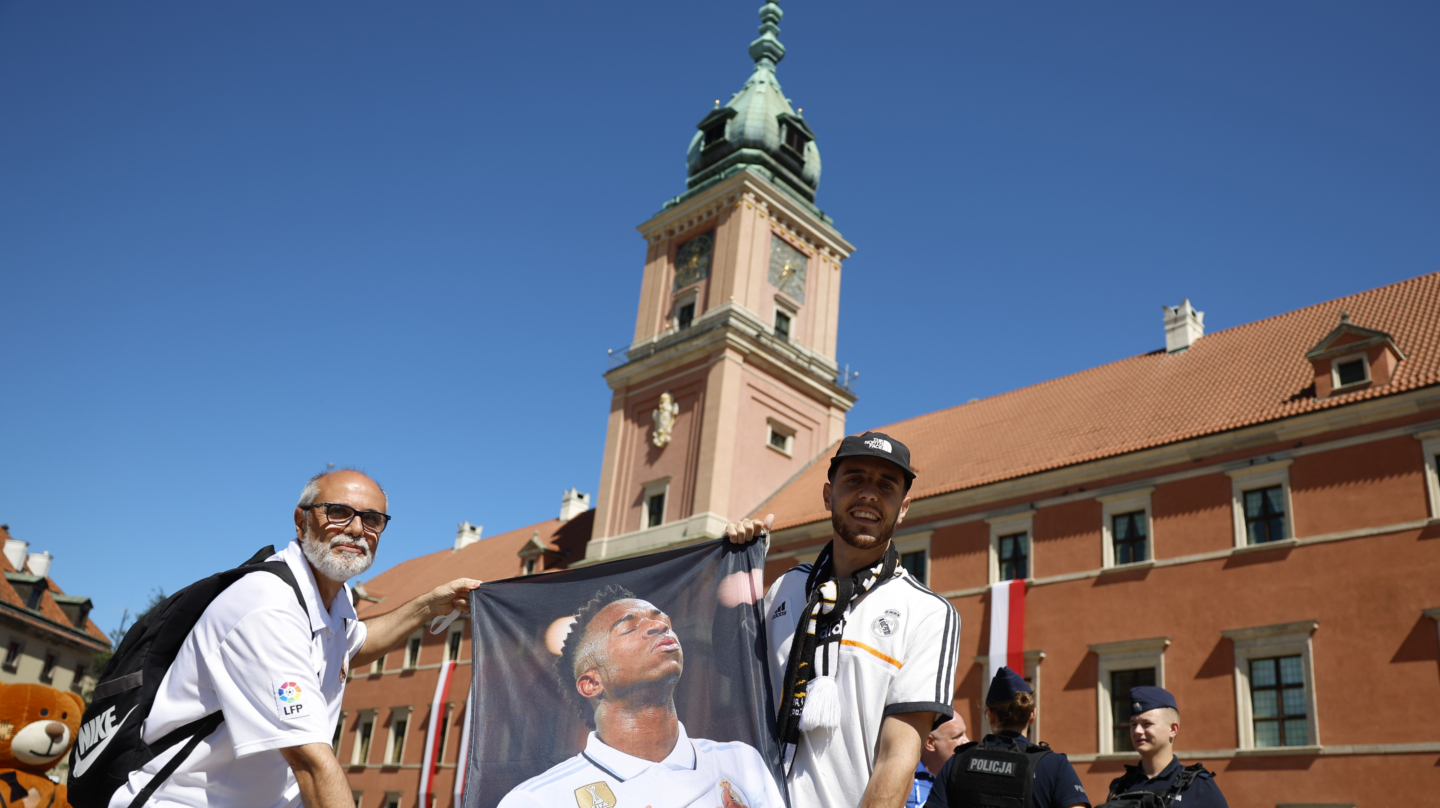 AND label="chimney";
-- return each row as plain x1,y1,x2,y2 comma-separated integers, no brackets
1163,300,1204,353
559,489,591,522
3,539,28,571
26,551,52,578
454,521,483,552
